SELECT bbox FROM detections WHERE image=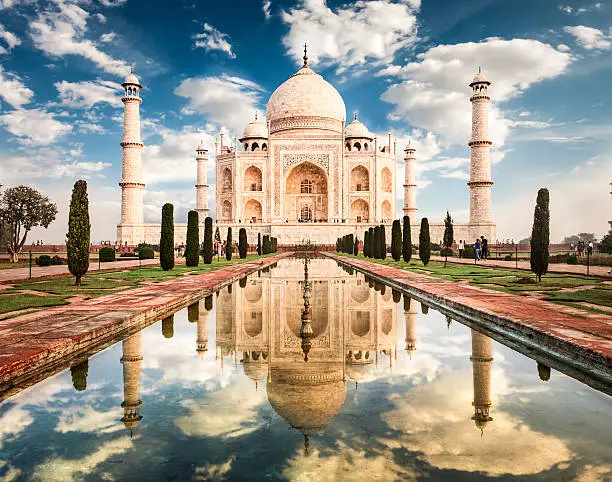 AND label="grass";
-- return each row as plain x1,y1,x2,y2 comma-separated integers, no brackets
335,252,610,310
0,253,273,317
